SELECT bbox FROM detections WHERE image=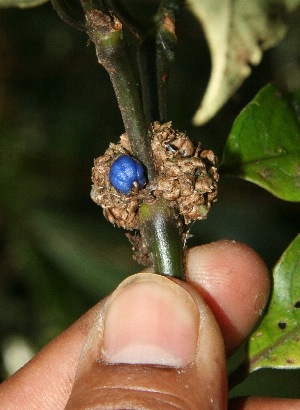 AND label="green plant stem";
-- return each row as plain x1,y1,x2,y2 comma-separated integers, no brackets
82,4,156,181
80,2,185,280
136,0,183,123
137,33,160,123
51,0,85,31
135,1,185,279
155,0,183,122
106,0,146,36
107,0,183,123
139,201,185,280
